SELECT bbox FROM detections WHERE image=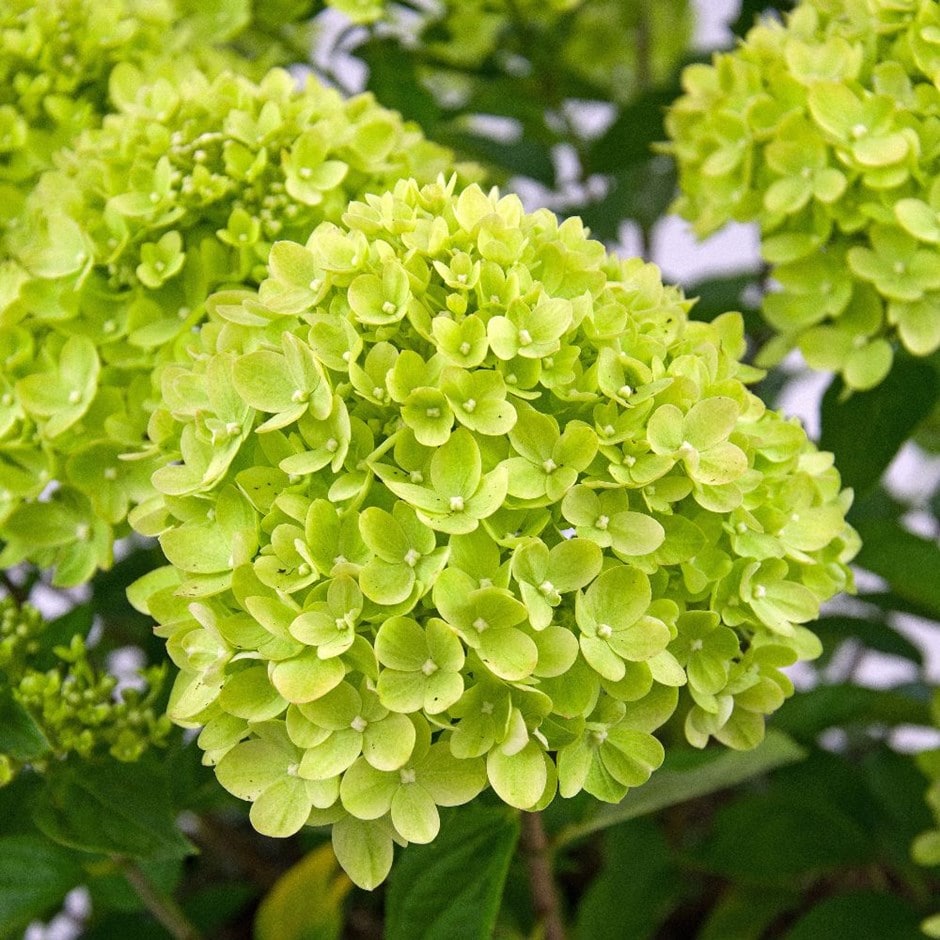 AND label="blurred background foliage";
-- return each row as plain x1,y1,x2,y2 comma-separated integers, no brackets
2,0,939,938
